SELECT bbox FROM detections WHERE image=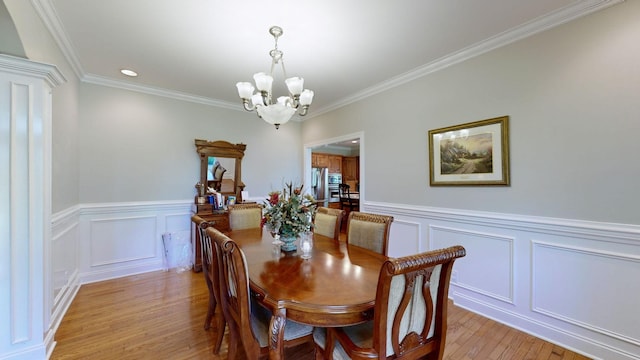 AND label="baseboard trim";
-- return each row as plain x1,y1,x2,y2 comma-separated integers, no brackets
79,260,166,285
452,291,639,360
